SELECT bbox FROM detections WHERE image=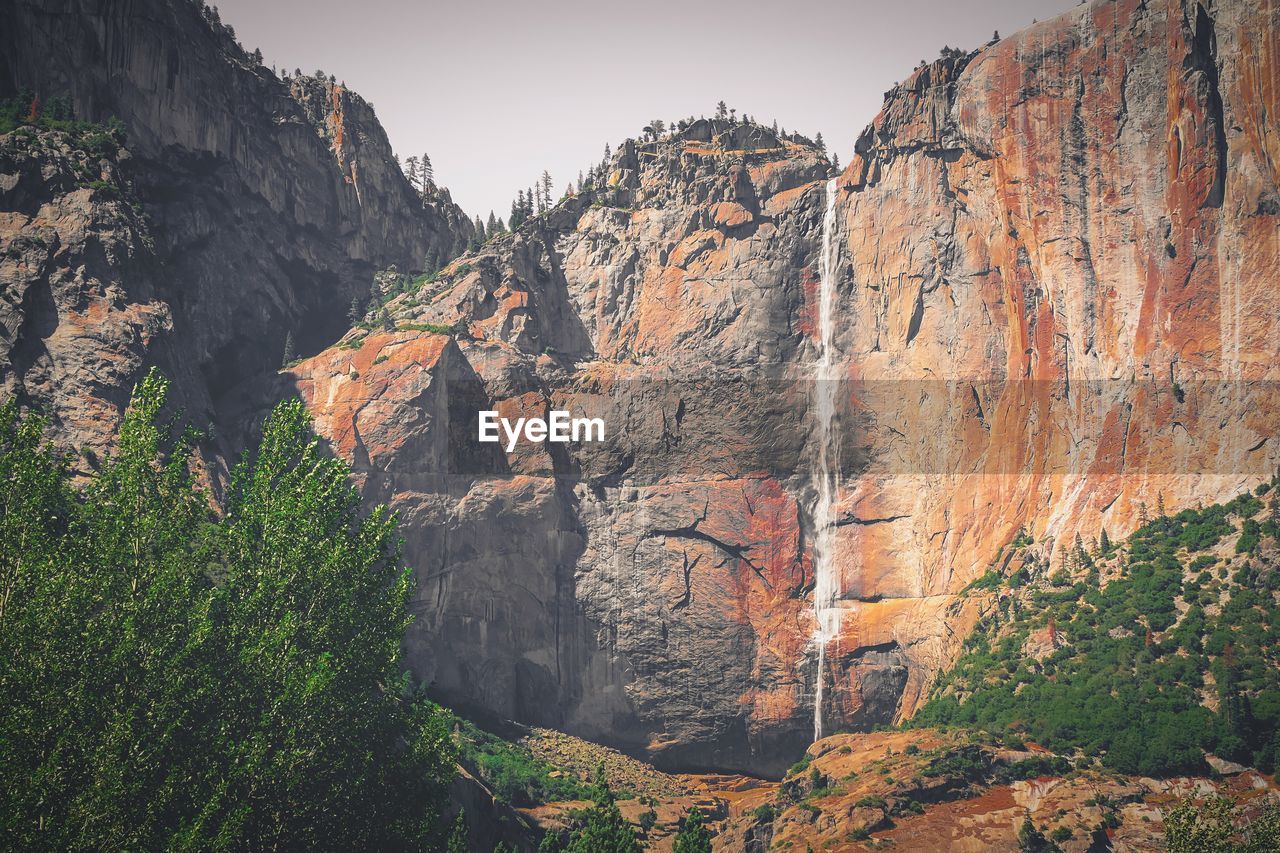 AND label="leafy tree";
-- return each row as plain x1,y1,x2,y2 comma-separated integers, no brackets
0,372,457,849
1163,797,1280,852
672,808,713,853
